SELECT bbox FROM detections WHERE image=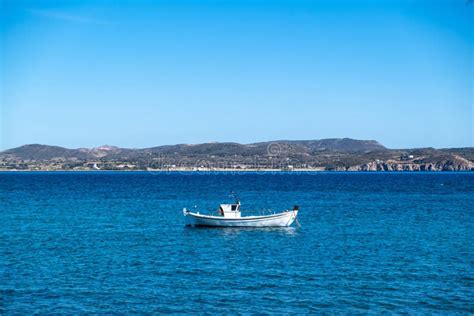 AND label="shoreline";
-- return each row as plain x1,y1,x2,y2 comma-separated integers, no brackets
0,169,472,173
